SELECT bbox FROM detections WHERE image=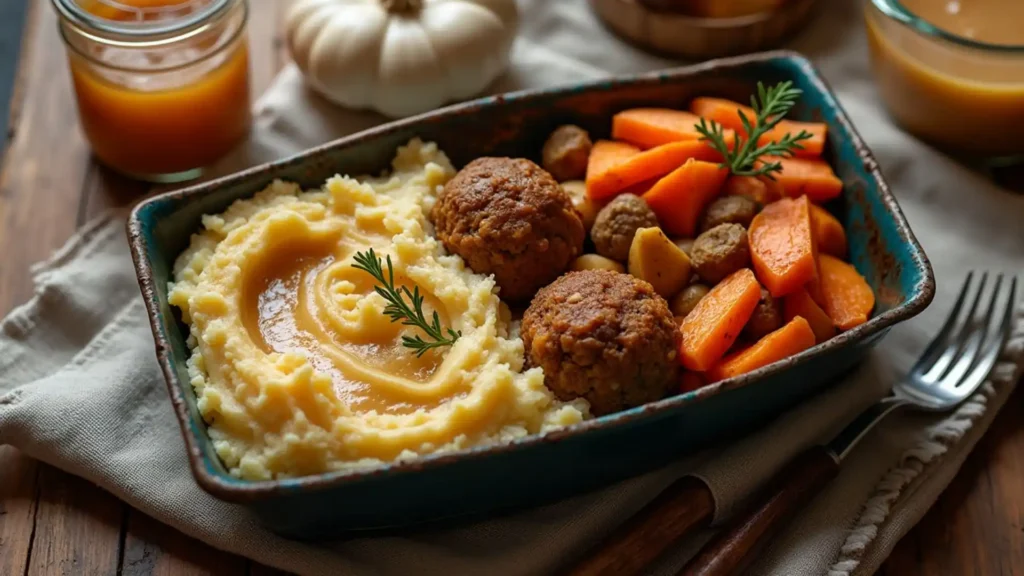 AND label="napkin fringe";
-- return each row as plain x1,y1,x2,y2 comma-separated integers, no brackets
828,307,1024,576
